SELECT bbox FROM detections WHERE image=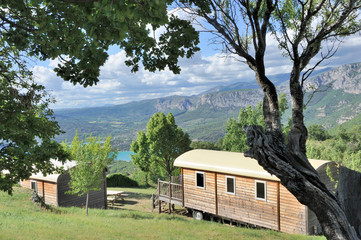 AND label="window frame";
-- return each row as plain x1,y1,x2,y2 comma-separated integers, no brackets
255,180,267,201
226,176,236,195
195,171,205,189
30,180,37,193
